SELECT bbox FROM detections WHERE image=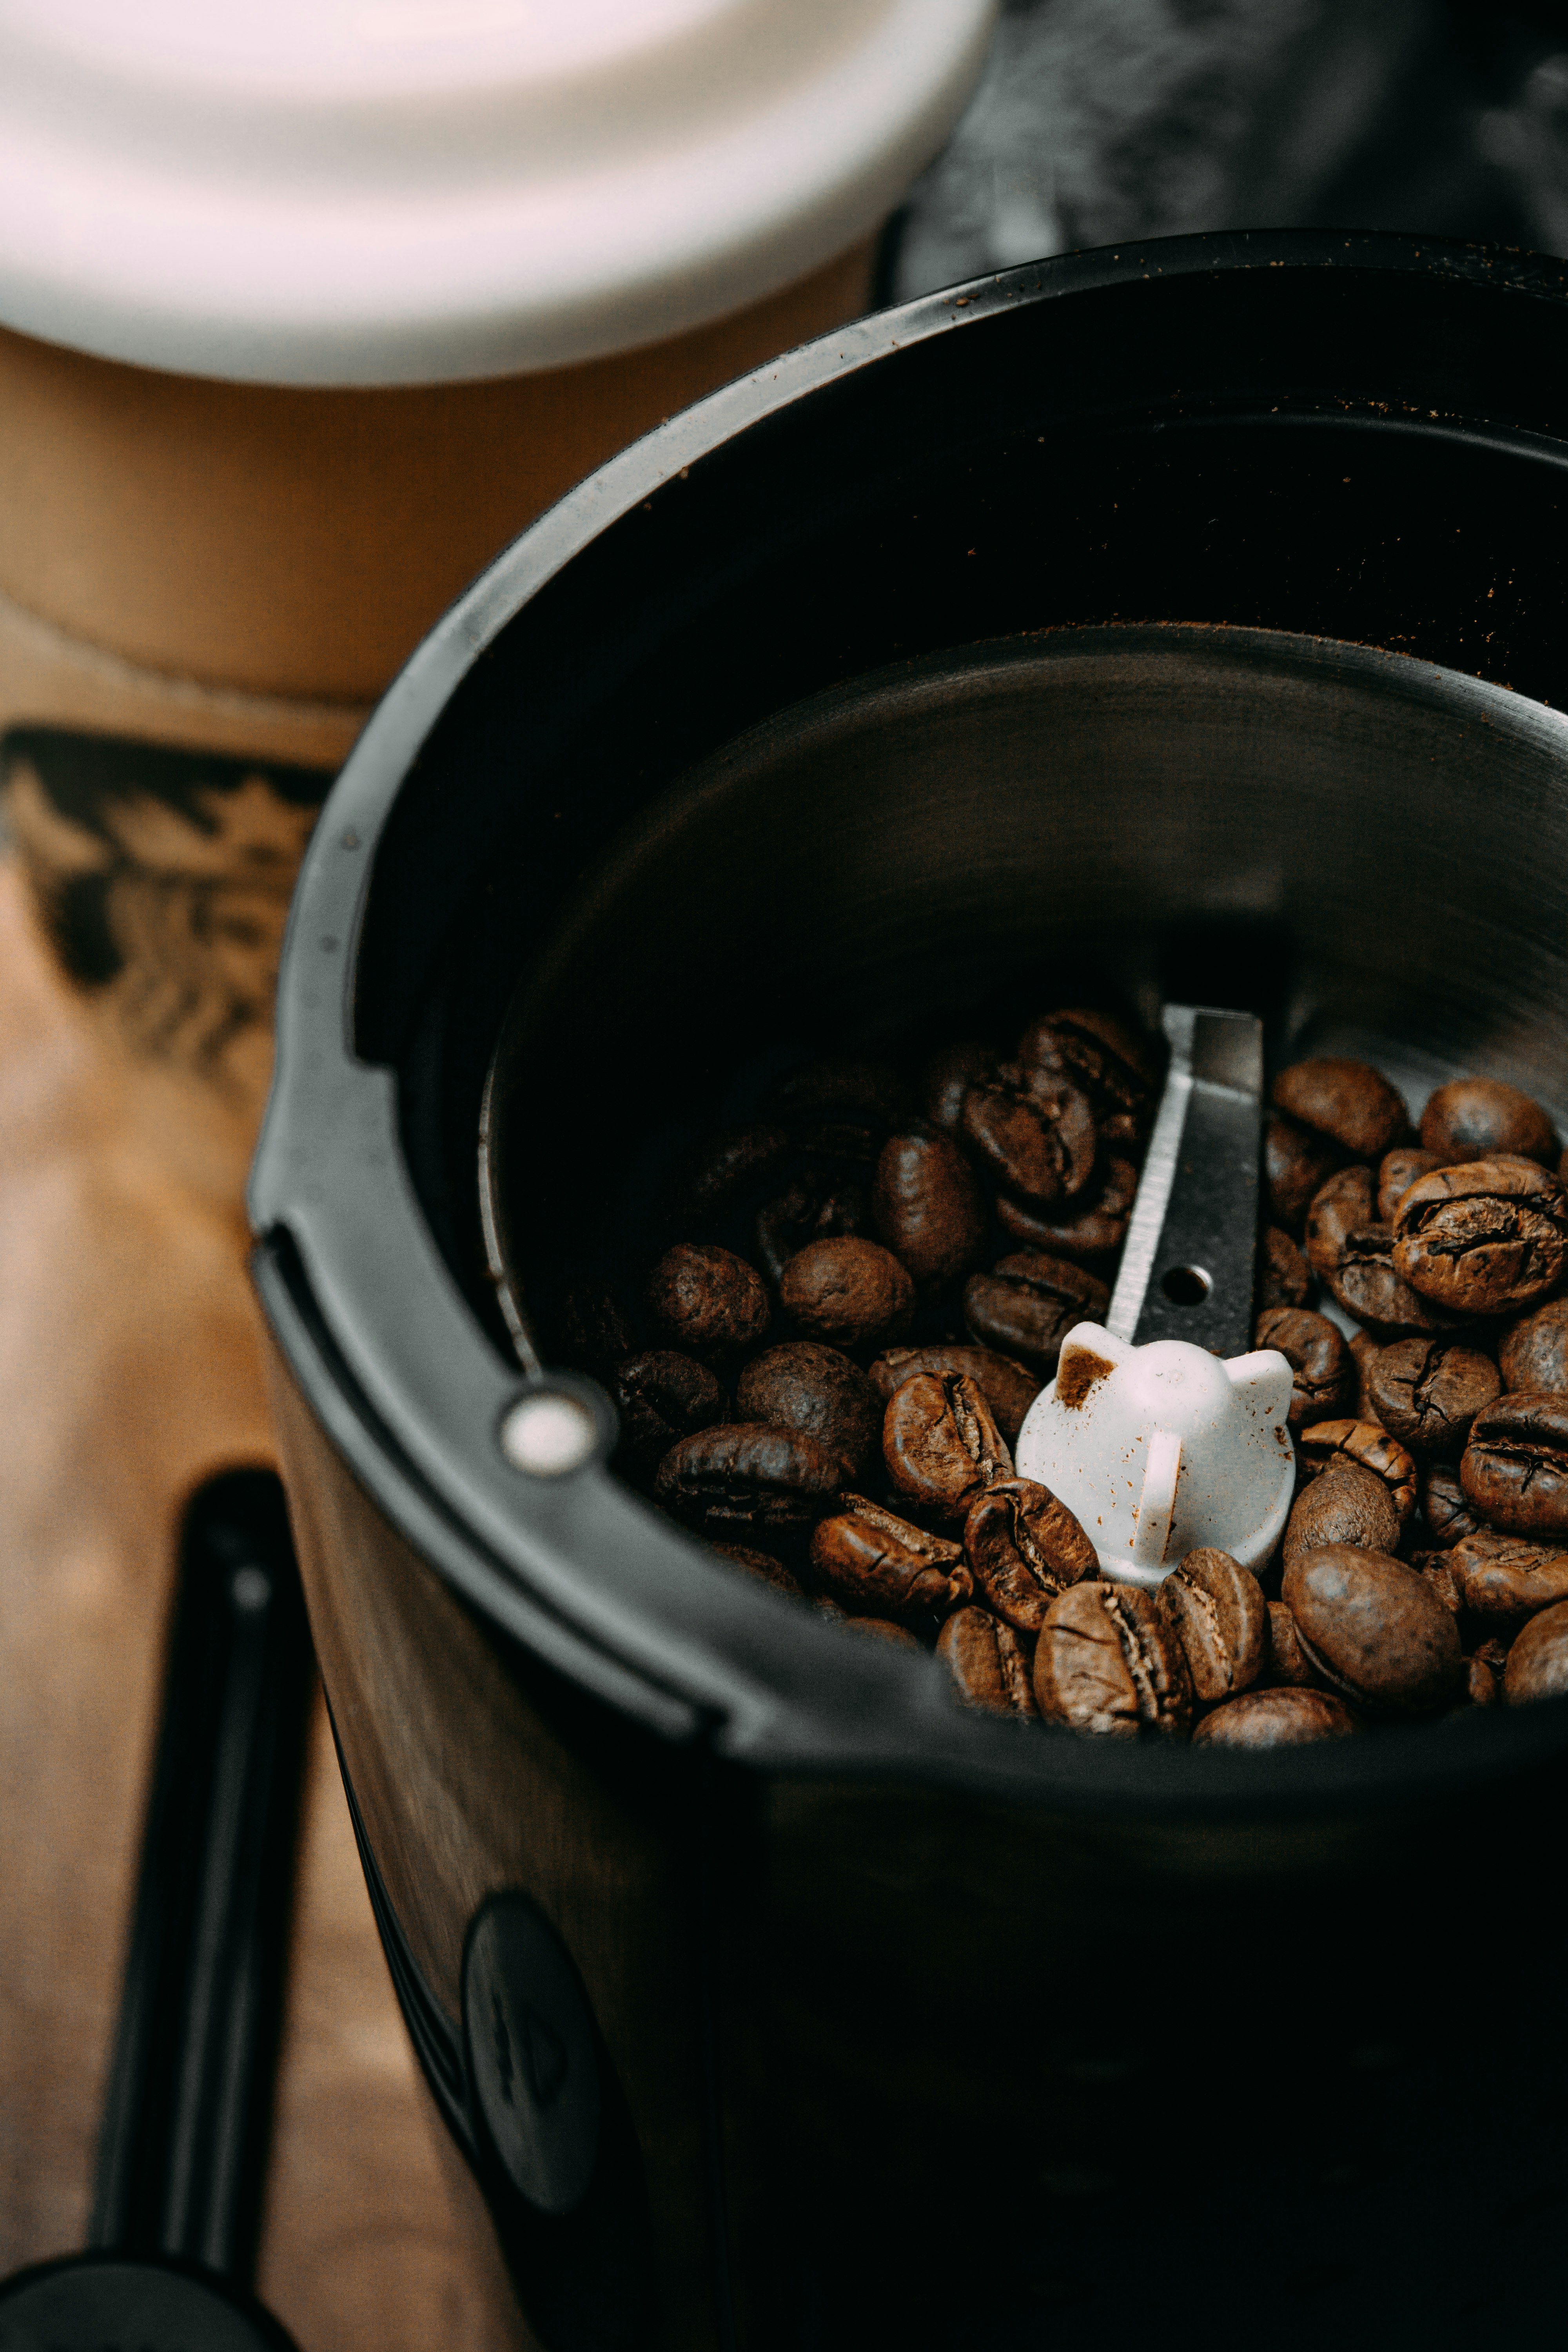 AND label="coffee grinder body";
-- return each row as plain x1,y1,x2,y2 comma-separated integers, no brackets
252,235,1568,2350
